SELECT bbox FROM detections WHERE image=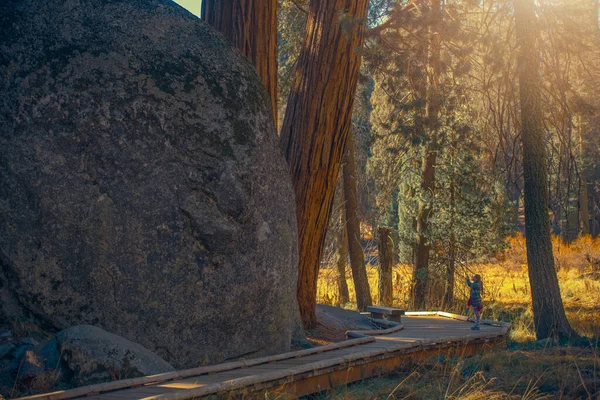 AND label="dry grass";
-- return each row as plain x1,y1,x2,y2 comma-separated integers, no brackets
318,234,600,340
10,319,50,342
313,234,600,399
300,345,599,399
